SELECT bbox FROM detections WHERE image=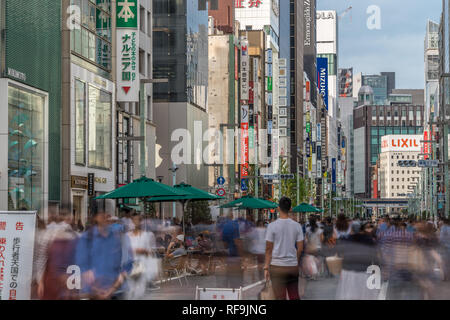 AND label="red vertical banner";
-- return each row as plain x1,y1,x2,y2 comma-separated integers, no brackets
241,104,249,177
240,123,249,177
424,131,429,160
